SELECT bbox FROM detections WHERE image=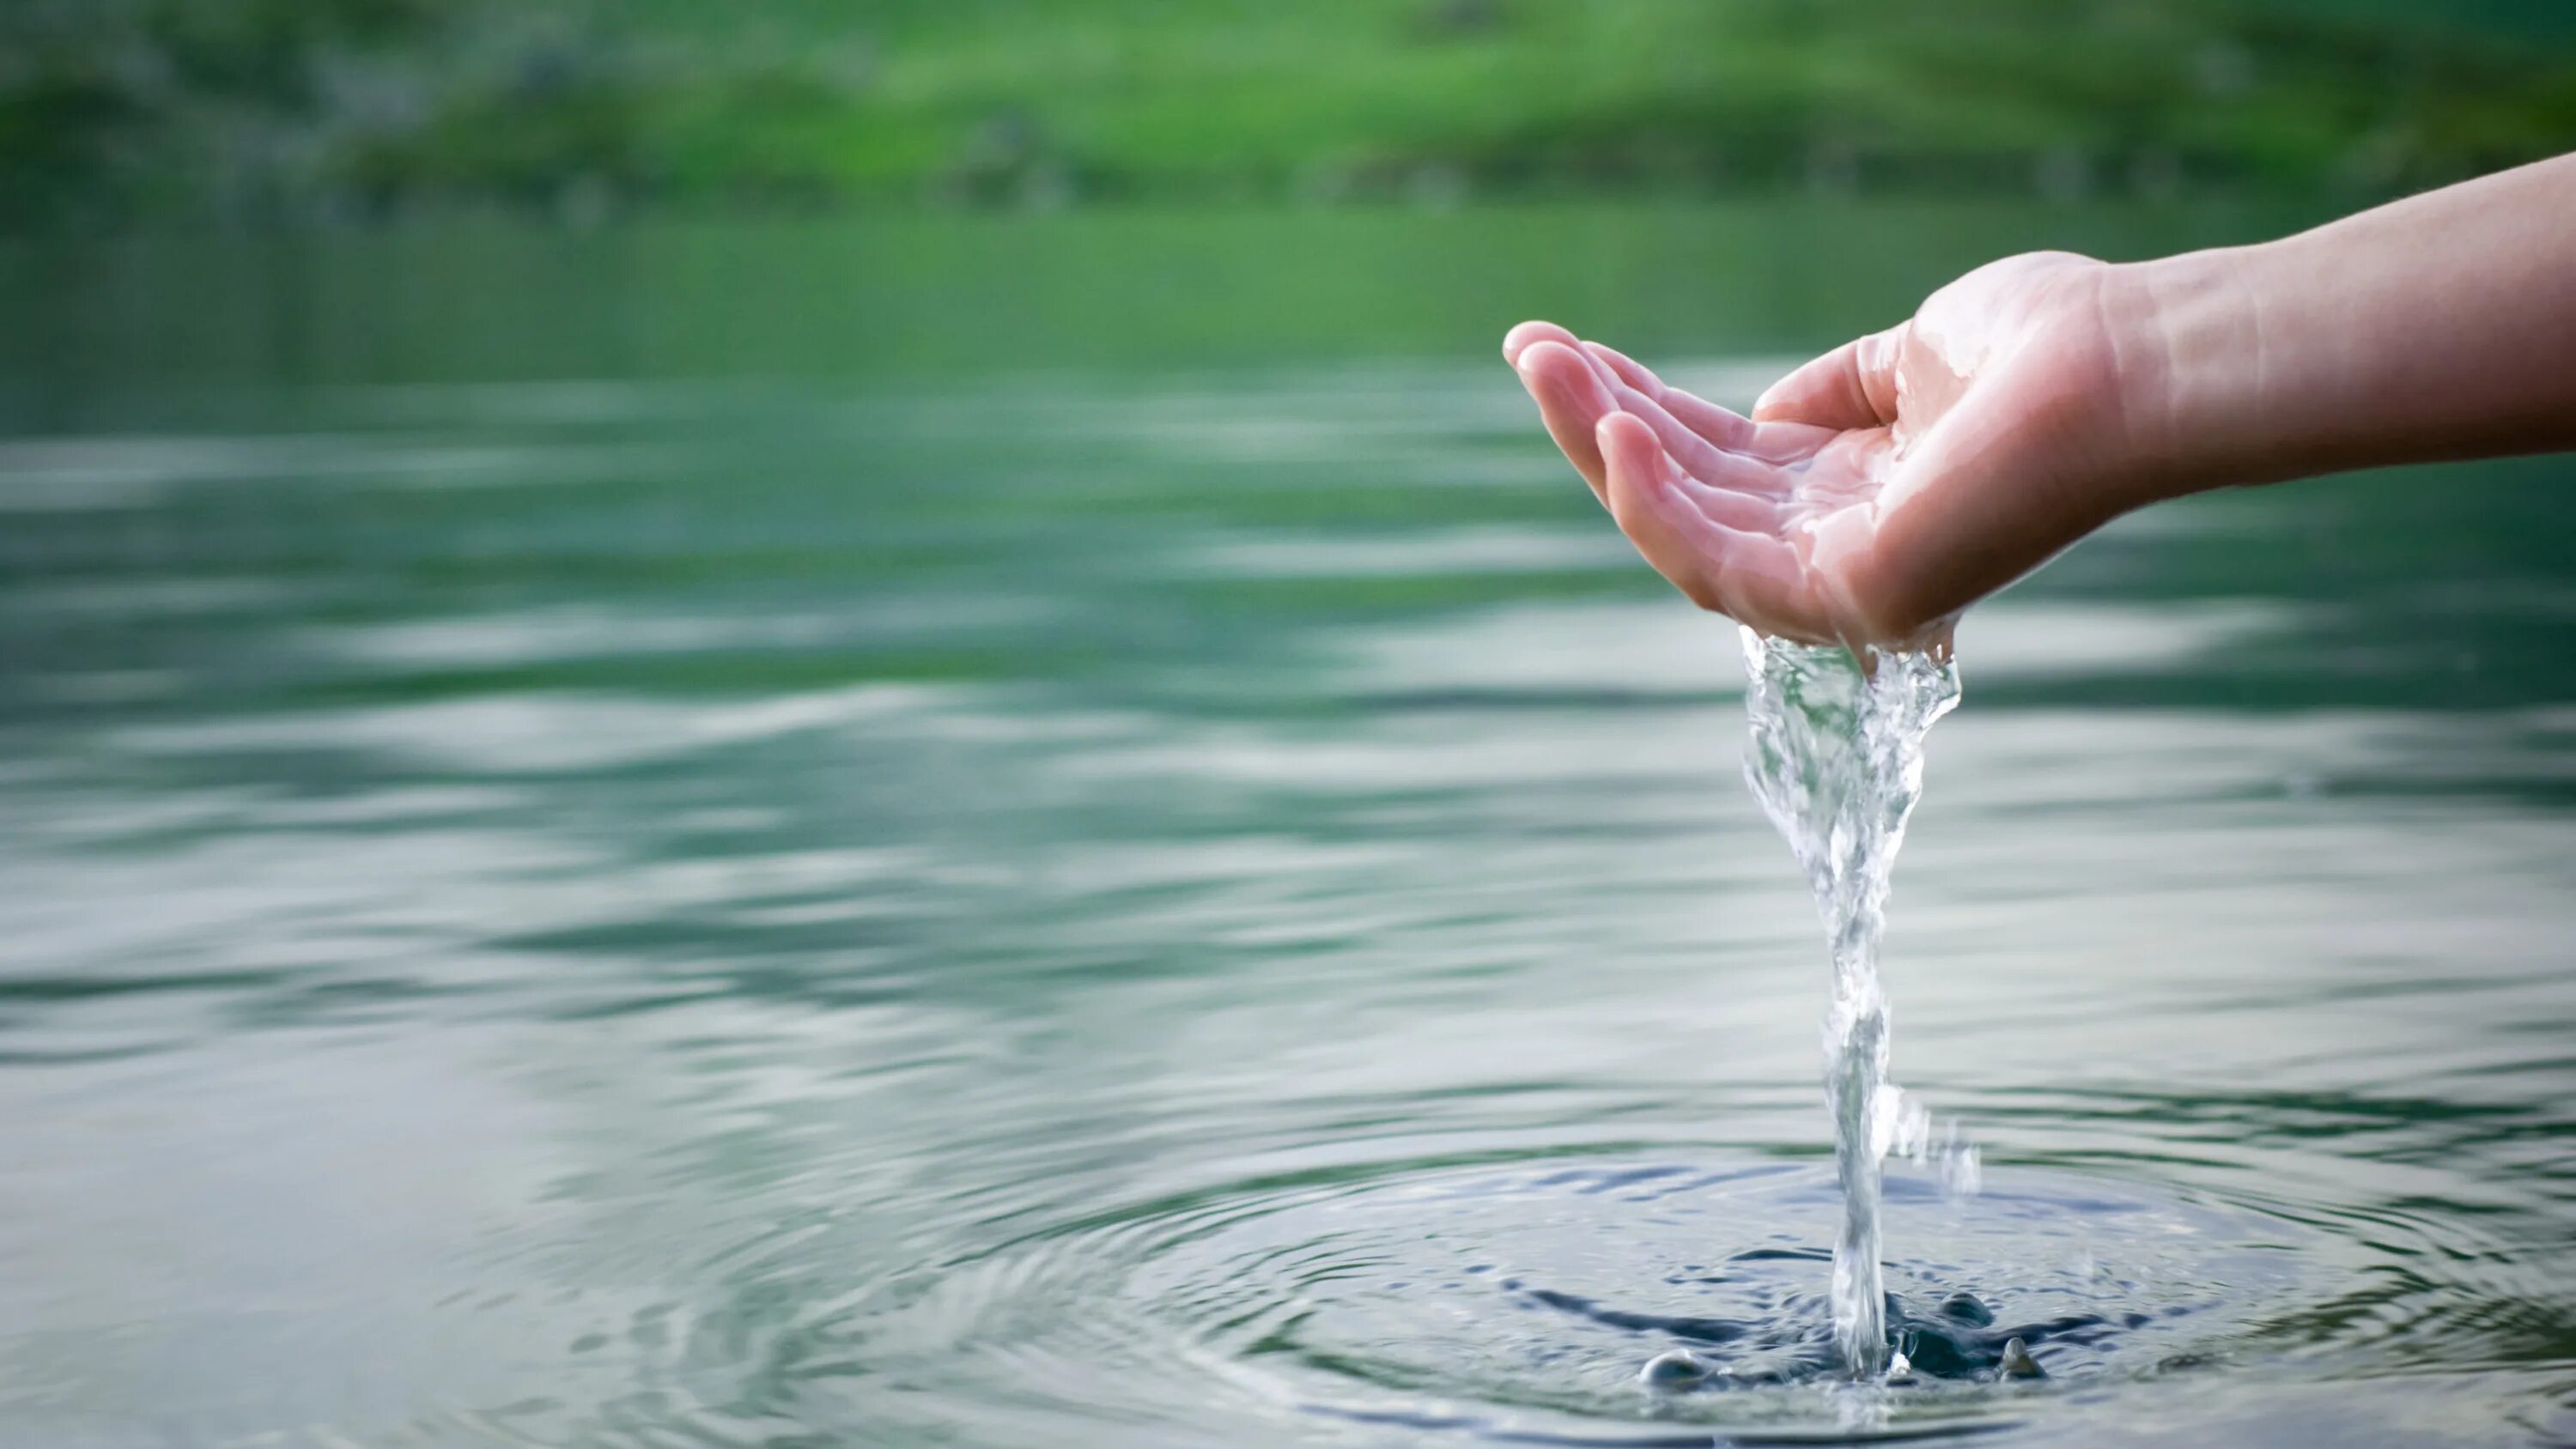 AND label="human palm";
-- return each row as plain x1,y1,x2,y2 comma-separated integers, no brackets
1507,252,2143,649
